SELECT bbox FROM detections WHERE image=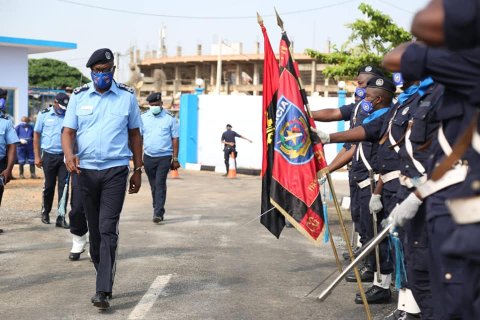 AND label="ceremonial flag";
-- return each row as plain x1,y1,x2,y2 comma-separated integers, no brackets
270,32,326,243
259,21,285,238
